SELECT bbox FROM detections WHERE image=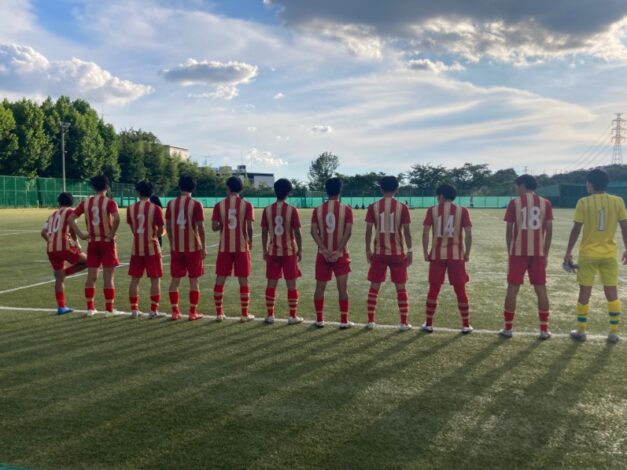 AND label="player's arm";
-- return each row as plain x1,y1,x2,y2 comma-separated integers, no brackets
262,227,269,260
212,219,222,232
544,220,553,258
294,227,303,262
196,220,206,259
247,219,253,250
620,219,627,264
464,226,472,262
365,223,373,264
505,222,513,253
106,212,121,242
403,223,413,266
335,223,352,255
422,225,430,261
67,213,87,240
165,217,173,247
564,222,582,264
40,225,49,242
310,223,328,256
